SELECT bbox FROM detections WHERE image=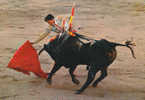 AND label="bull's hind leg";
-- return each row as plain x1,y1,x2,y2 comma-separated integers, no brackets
75,66,99,94
92,68,108,87
69,65,80,85
47,63,61,85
